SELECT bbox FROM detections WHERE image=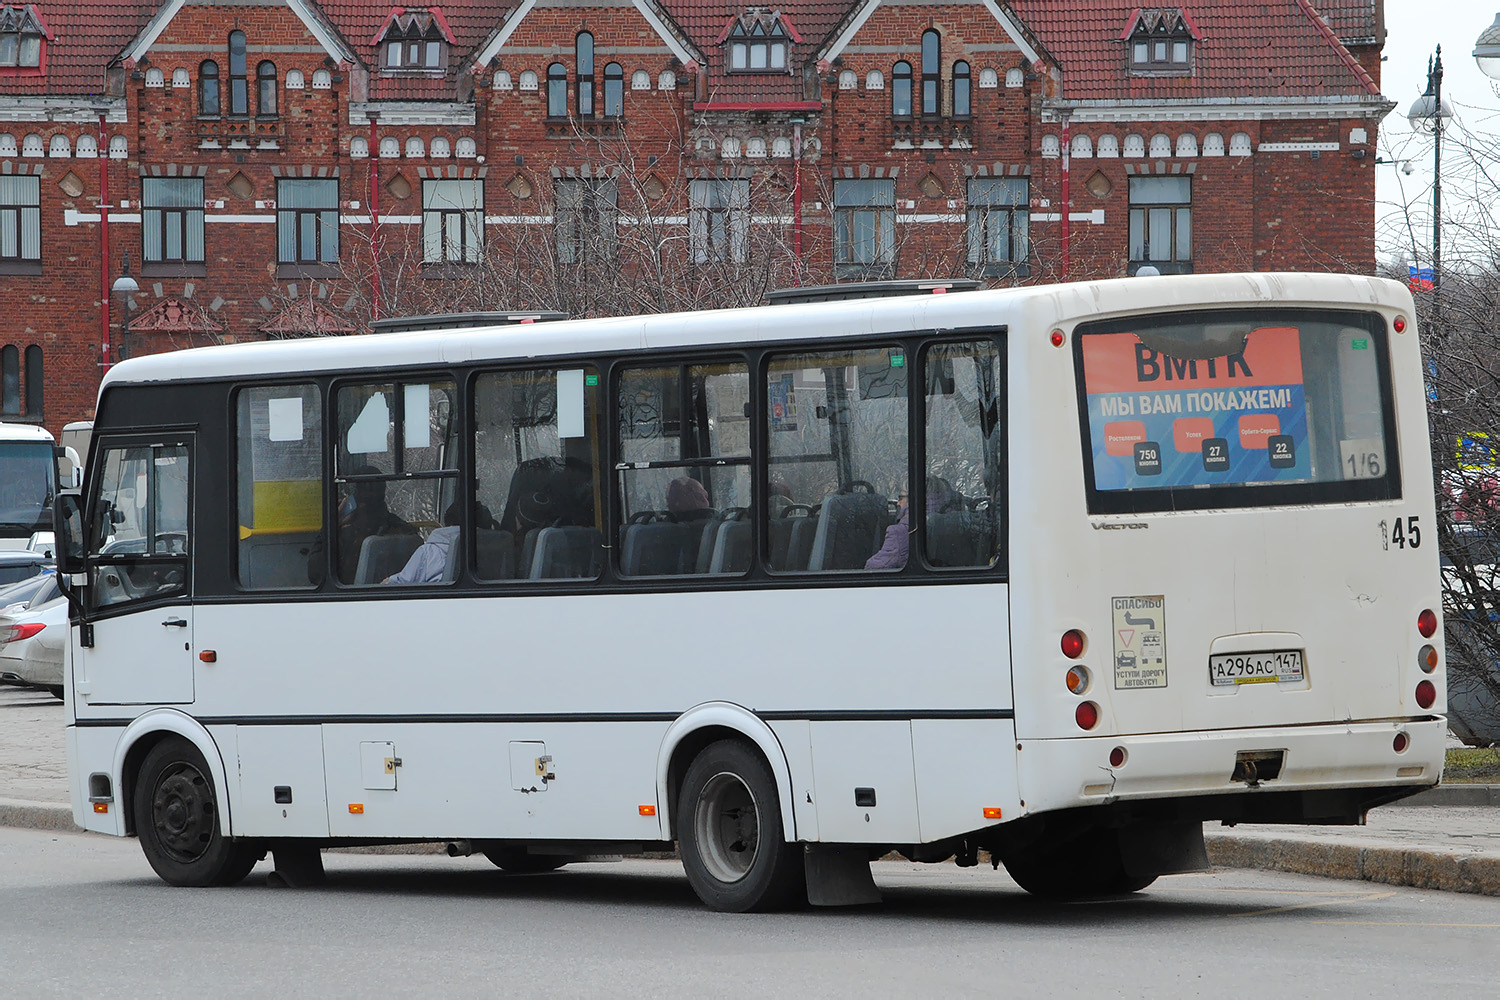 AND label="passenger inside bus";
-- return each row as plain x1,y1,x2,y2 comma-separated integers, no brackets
382,502,499,585
307,465,418,585
865,476,960,571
